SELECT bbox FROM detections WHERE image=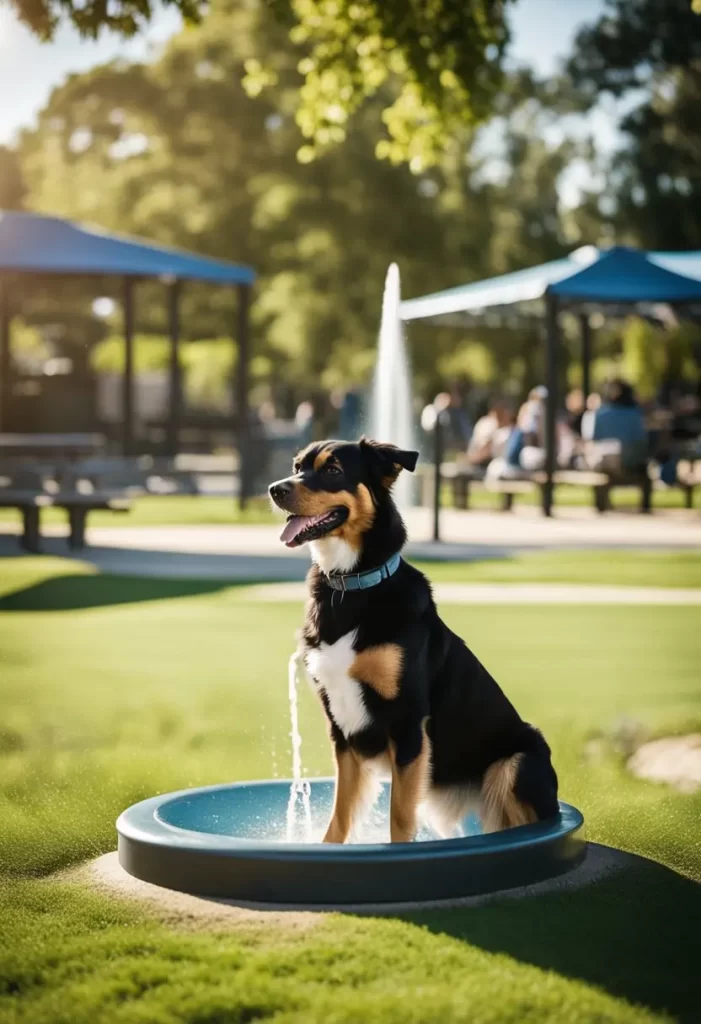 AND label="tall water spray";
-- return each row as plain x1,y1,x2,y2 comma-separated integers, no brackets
370,263,415,507
285,651,312,841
